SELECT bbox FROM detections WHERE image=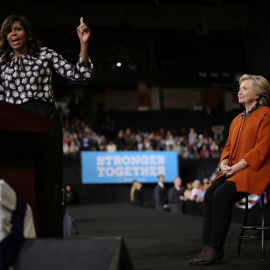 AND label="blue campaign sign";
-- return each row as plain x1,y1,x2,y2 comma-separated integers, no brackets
81,151,179,184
